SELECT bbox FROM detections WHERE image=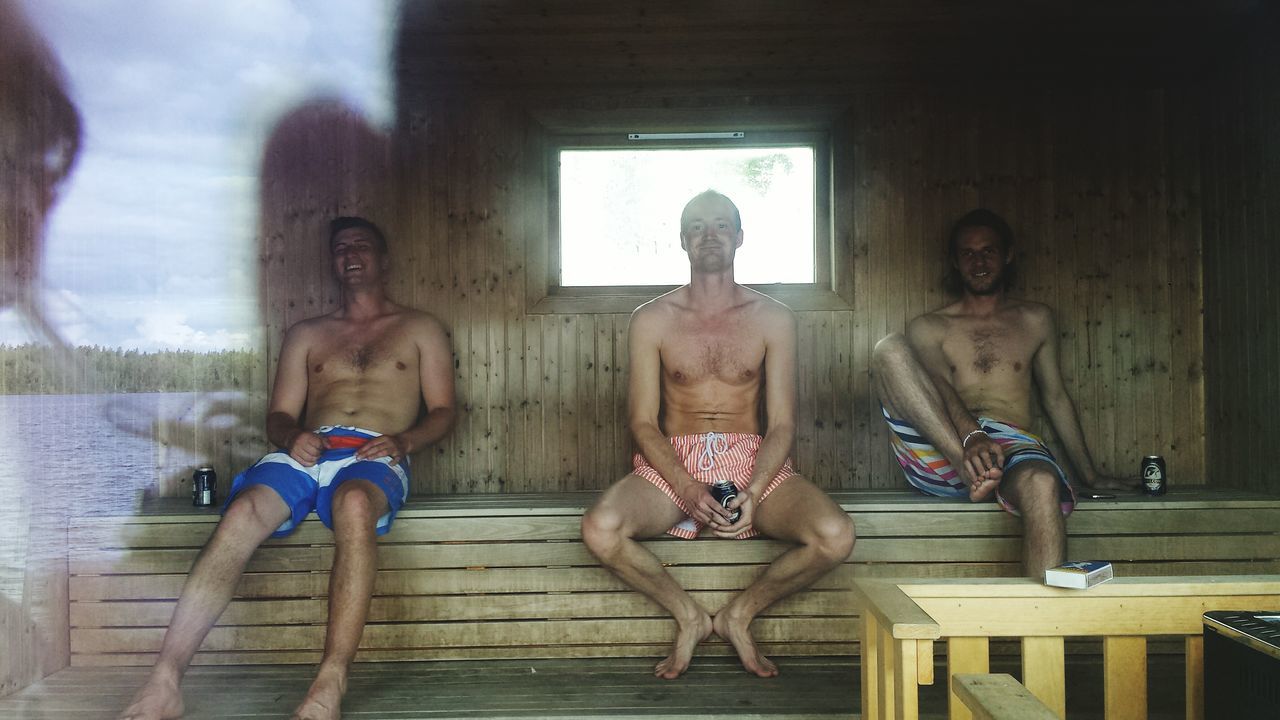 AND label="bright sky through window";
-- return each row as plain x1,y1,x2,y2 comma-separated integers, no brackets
559,146,815,287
